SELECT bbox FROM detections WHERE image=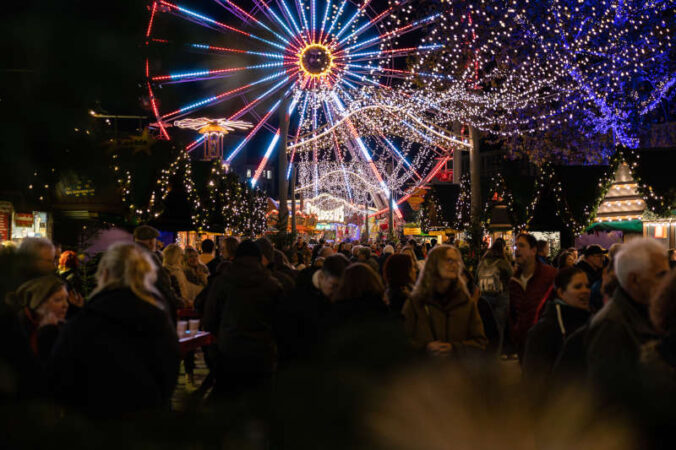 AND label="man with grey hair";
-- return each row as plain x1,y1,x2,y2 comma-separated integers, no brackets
357,246,380,273
17,237,56,277
586,238,670,404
